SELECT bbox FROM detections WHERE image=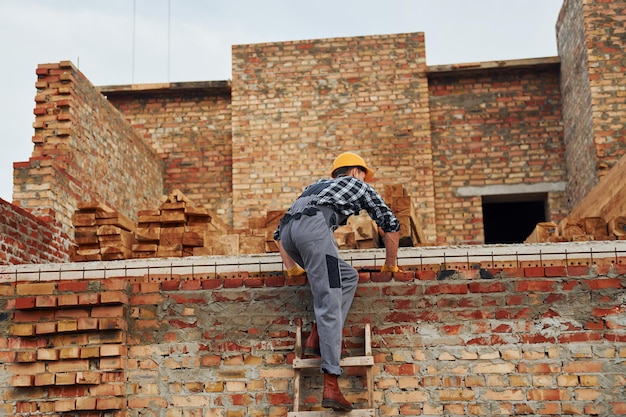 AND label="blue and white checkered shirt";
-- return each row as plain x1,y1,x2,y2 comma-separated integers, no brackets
275,176,400,240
